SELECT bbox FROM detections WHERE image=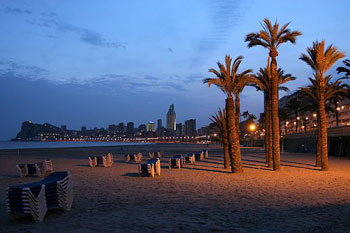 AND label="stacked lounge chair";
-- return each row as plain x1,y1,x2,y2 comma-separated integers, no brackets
125,152,142,163
169,155,184,169
184,153,195,164
16,160,53,177
149,151,163,159
202,150,209,159
194,152,205,161
89,153,113,167
138,158,161,177
6,171,73,222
